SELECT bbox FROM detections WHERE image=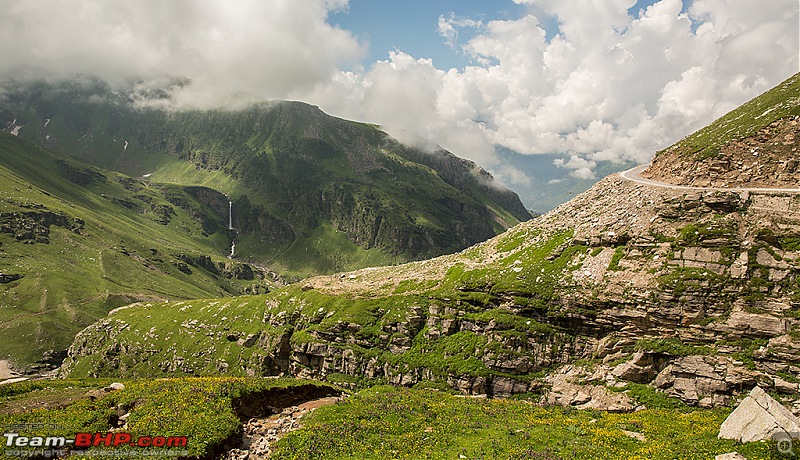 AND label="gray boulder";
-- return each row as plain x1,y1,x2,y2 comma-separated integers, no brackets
719,386,800,443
